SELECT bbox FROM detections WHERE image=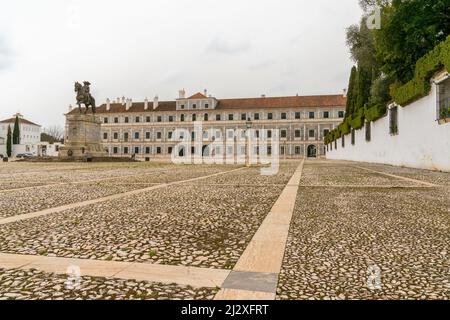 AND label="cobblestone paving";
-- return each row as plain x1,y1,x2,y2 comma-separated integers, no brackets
278,162,449,300
0,166,235,218
0,268,217,300
0,176,286,269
